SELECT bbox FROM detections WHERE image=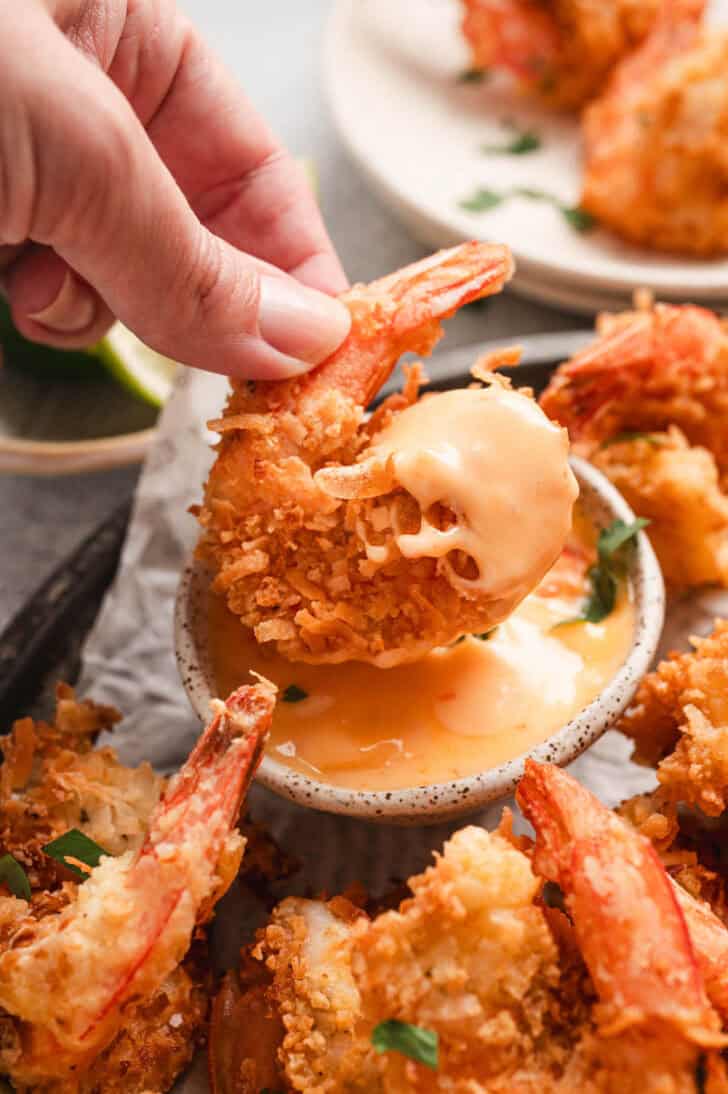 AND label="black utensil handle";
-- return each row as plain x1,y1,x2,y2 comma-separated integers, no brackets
0,497,133,727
